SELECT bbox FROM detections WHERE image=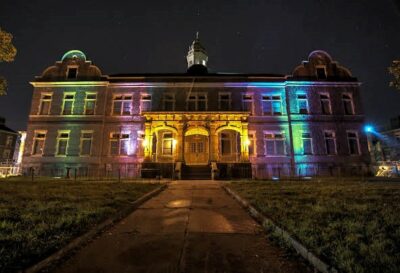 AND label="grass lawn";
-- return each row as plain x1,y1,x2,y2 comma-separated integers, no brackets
228,180,400,273
0,179,160,272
